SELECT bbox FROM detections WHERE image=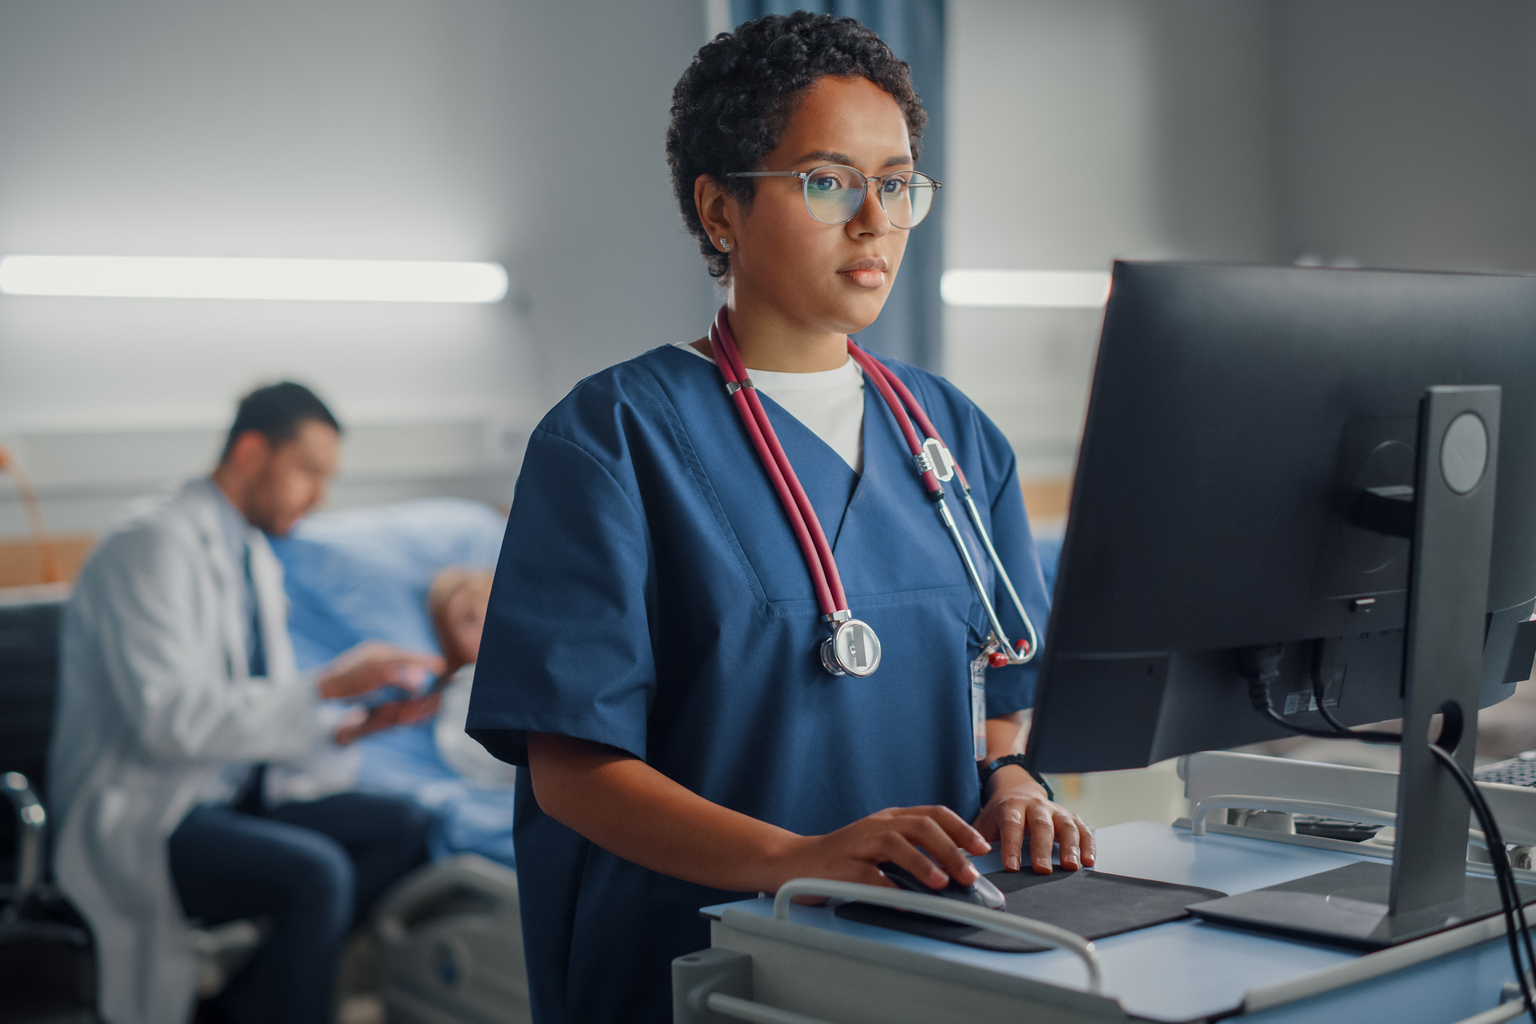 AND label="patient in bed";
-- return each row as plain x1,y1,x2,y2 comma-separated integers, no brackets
269,497,518,865
427,567,514,786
